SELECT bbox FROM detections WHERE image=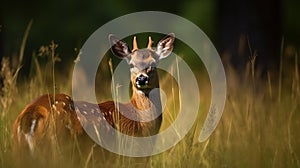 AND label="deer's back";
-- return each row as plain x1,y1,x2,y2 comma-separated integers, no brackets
13,94,162,153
